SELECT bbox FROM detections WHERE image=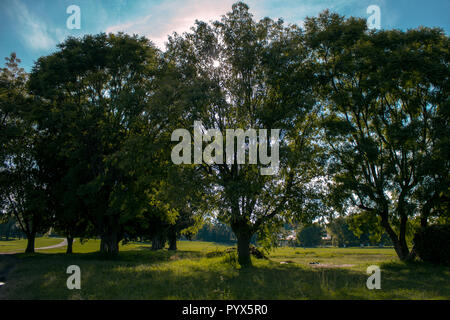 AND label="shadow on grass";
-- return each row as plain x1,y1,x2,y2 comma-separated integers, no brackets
15,247,205,264
2,250,449,300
